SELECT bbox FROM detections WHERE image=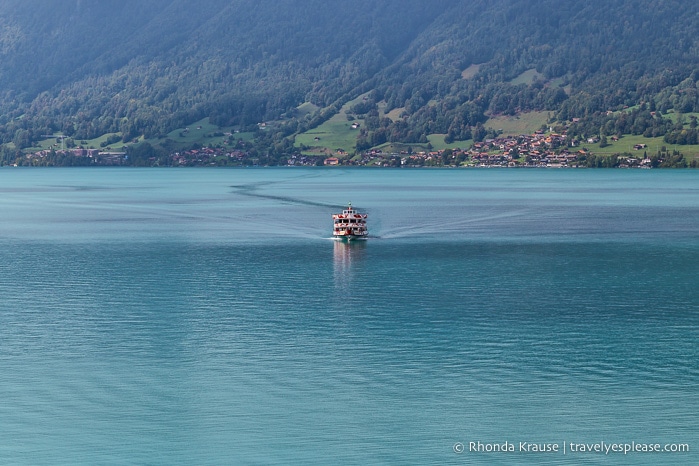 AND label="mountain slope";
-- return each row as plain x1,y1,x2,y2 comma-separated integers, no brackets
1,0,699,154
